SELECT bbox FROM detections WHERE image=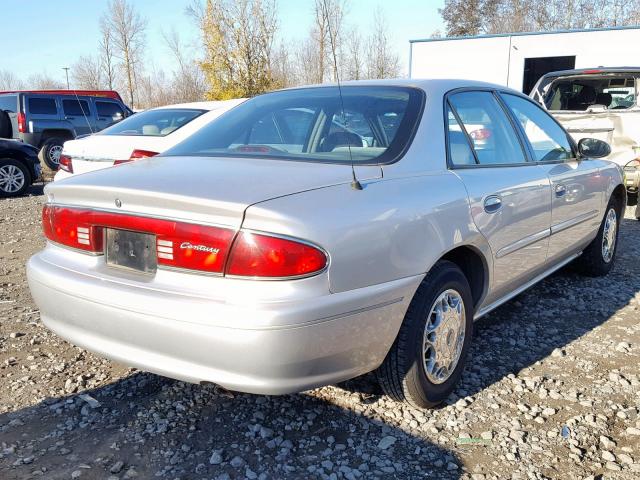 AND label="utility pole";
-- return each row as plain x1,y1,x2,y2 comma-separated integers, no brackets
62,67,70,89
